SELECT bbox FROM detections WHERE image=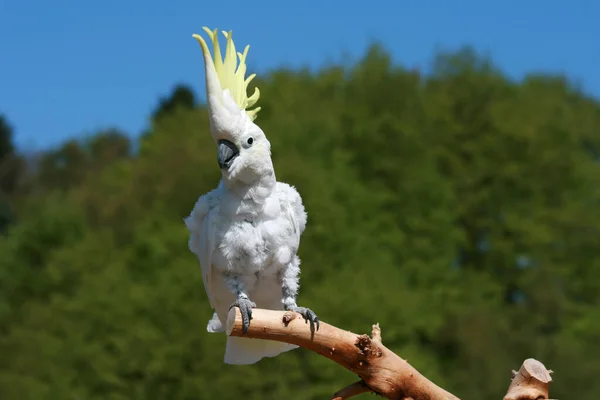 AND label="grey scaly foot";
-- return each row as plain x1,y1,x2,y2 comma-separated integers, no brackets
229,297,256,334
288,305,320,334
